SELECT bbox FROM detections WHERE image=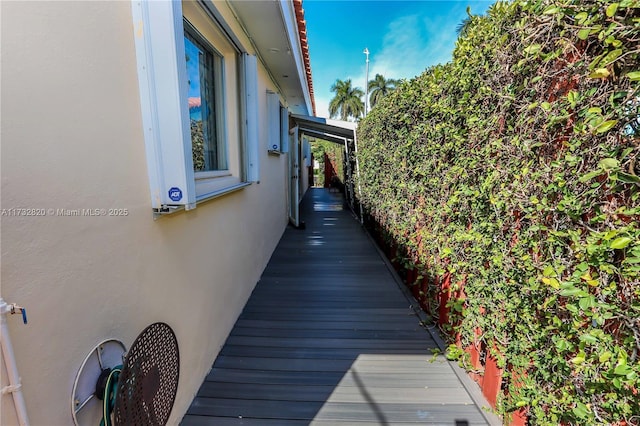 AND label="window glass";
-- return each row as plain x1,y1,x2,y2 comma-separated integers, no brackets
185,29,226,171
